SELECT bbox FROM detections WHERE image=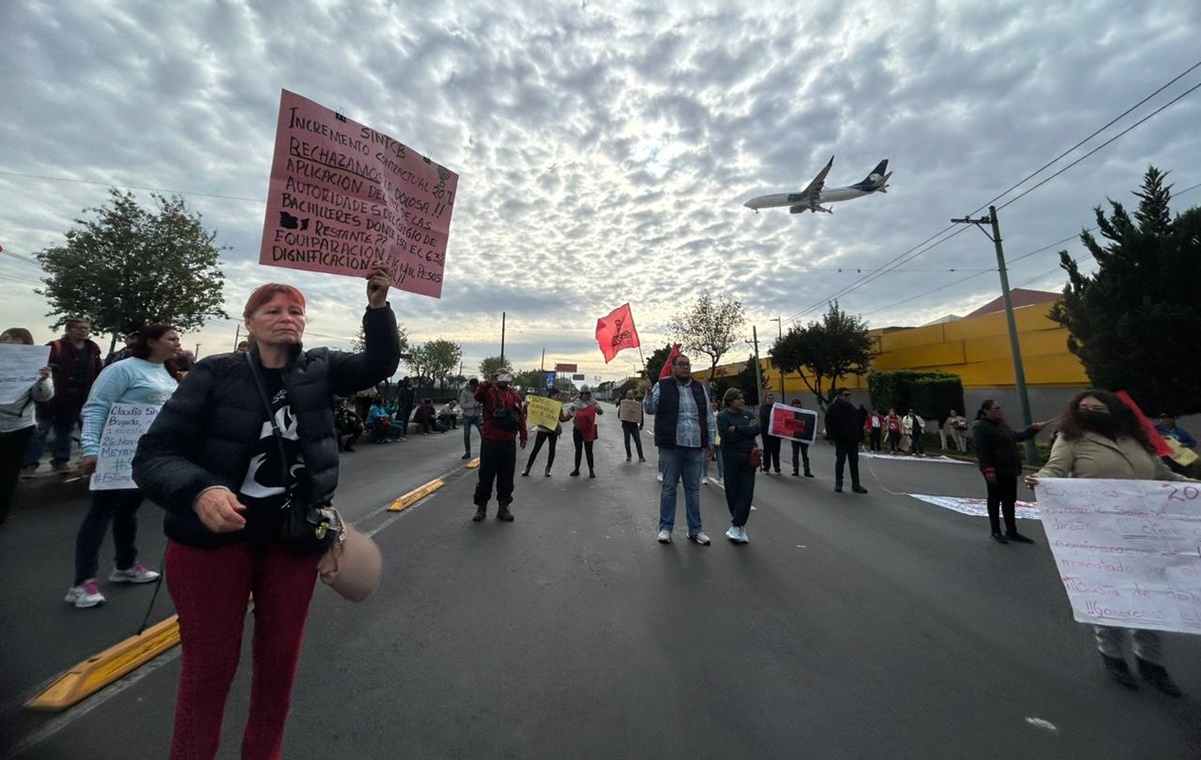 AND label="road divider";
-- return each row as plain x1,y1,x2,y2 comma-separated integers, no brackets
26,615,180,713
387,478,445,511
